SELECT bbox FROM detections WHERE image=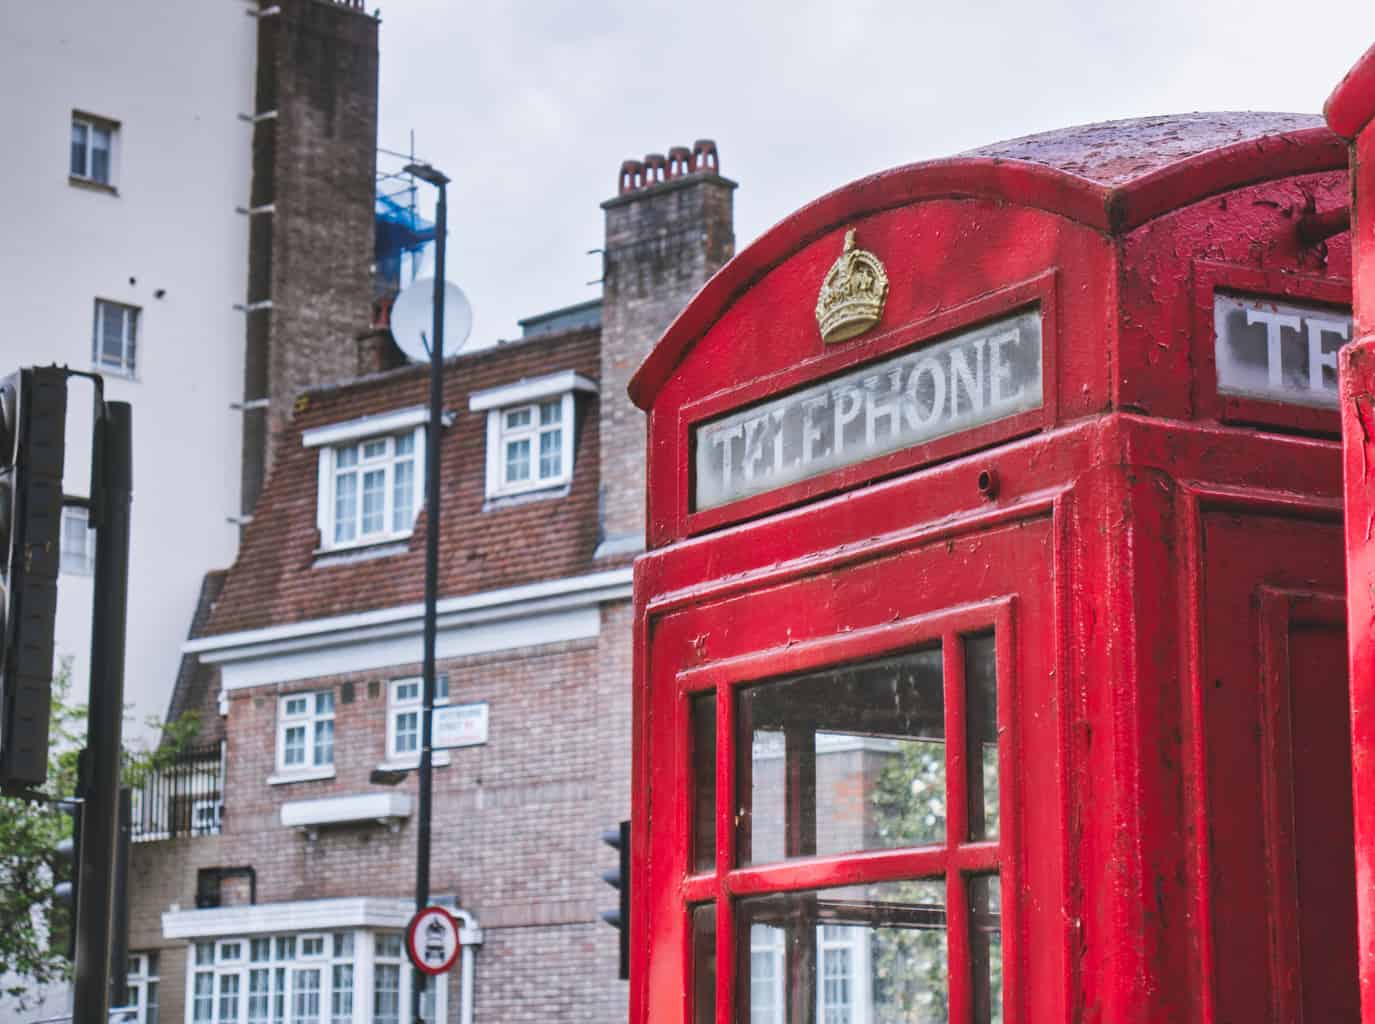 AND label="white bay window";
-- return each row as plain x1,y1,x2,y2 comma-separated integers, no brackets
303,407,427,552
470,370,596,500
